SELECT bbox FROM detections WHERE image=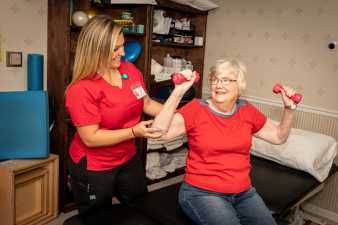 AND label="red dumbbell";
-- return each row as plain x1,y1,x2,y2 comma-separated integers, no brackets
273,84,303,104
172,72,200,85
